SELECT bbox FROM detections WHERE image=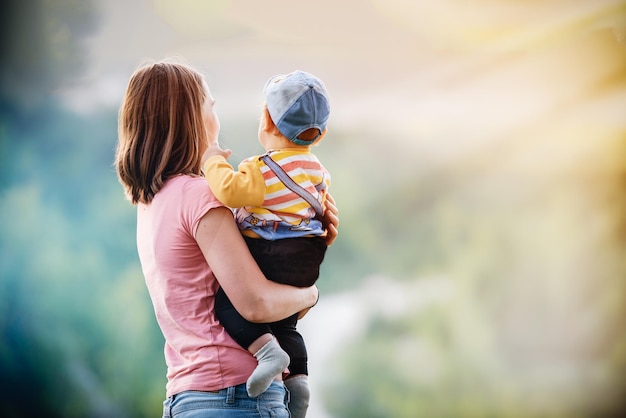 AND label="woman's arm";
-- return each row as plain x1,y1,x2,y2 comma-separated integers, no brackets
196,206,318,323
